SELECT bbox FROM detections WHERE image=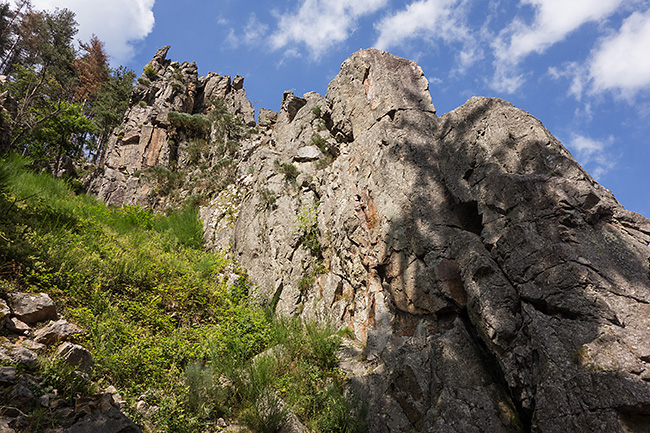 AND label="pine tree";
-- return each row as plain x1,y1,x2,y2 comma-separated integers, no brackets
74,34,109,102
